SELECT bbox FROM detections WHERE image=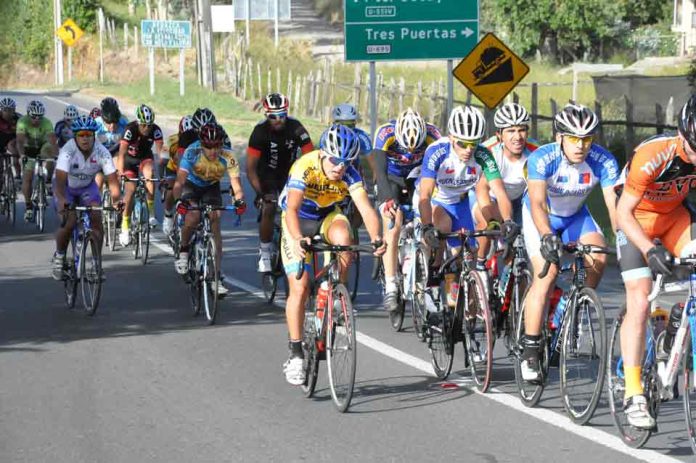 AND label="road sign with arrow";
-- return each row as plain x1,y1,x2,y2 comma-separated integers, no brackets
56,18,84,47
